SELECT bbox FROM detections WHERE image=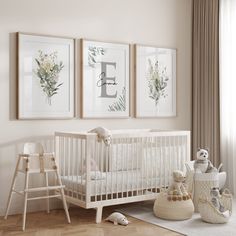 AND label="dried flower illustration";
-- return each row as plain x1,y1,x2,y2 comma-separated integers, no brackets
147,59,169,106
35,50,64,105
